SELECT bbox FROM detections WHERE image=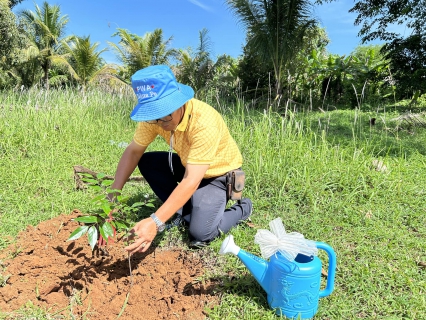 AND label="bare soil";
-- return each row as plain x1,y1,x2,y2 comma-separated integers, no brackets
0,210,220,319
